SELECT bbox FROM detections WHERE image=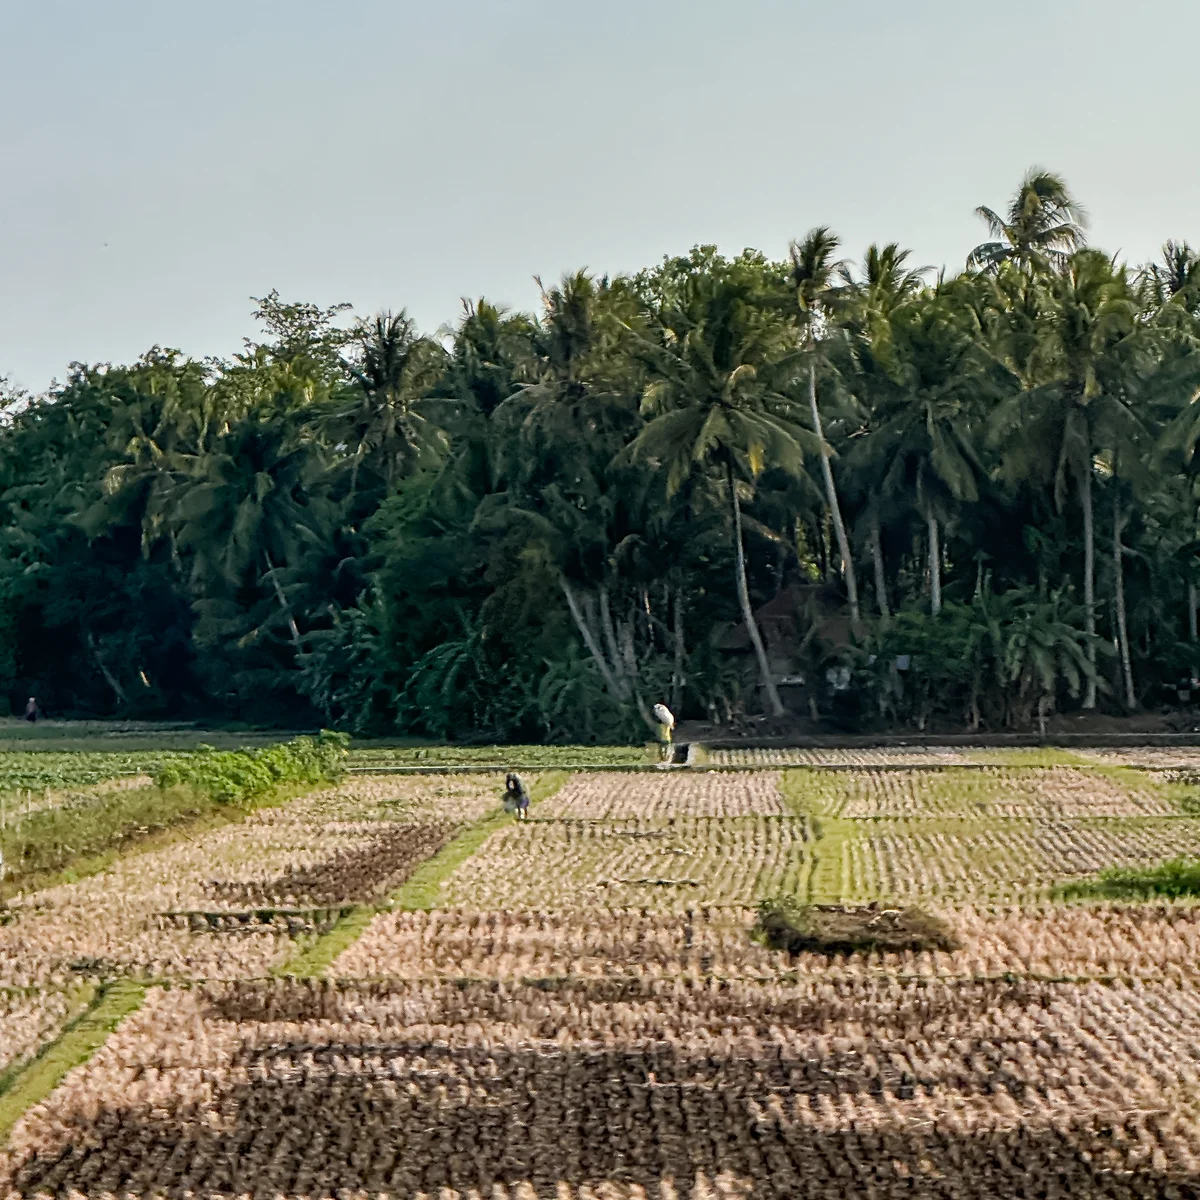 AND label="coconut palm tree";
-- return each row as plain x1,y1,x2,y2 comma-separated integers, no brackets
1137,241,1200,315
788,227,862,626
81,352,213,567
629,269,817,717
839,242,929,329
873,296,990,614
992,249,1143,706
335,310,448,491
969,168,1088,272
441,298,535,417
837,243,932,616
173,414,331,648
